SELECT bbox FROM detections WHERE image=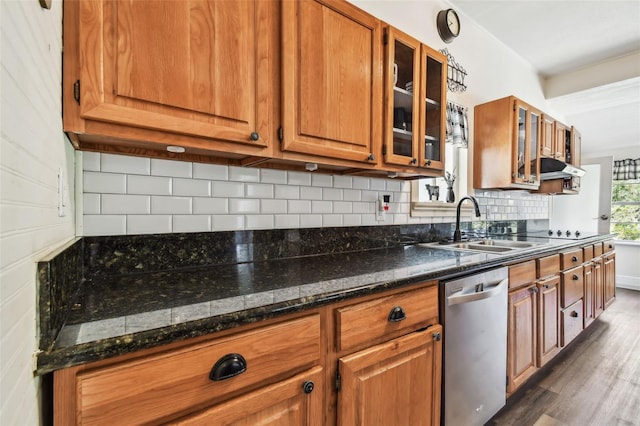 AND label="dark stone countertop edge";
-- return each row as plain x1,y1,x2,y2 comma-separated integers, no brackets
34,234,615,376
